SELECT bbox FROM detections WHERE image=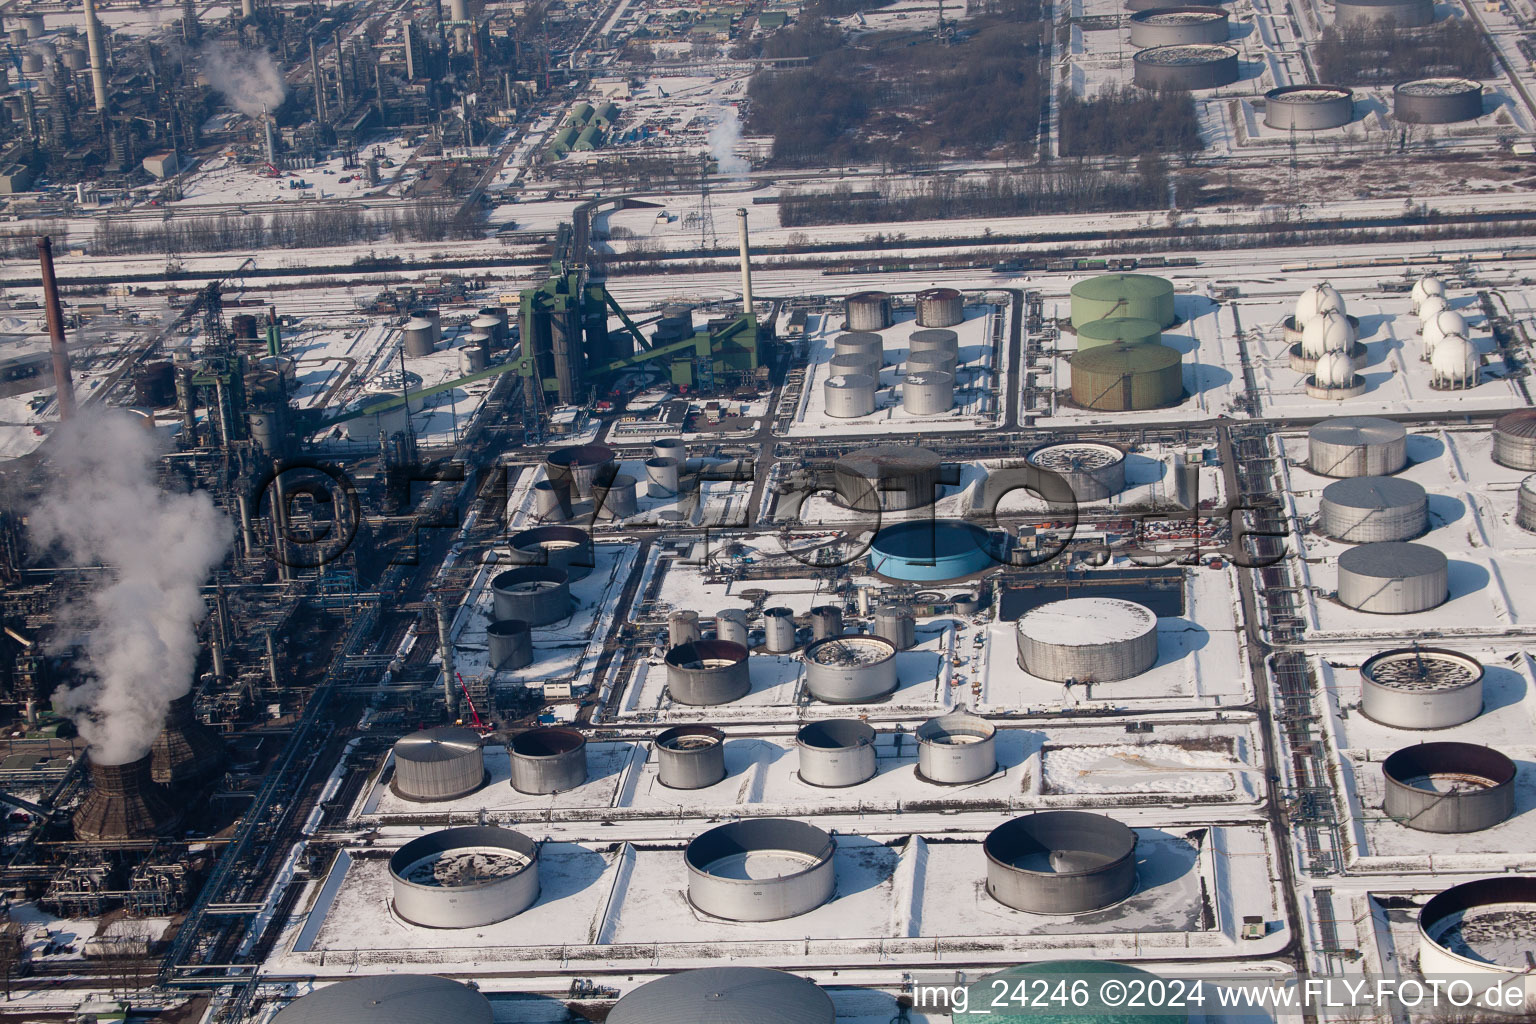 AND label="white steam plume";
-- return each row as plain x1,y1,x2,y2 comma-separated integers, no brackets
708,105,750,177
200,42,287,118
35,409,231,765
